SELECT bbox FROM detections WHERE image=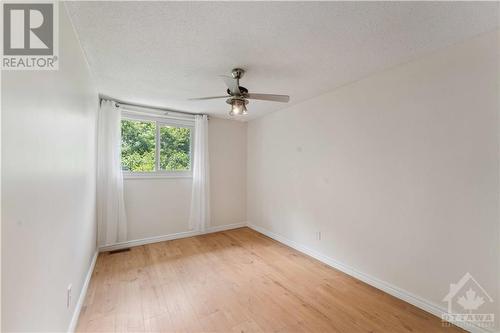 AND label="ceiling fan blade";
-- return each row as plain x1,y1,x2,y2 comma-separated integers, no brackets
188,96,228,100
246,93,290,103
220,75,241,95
